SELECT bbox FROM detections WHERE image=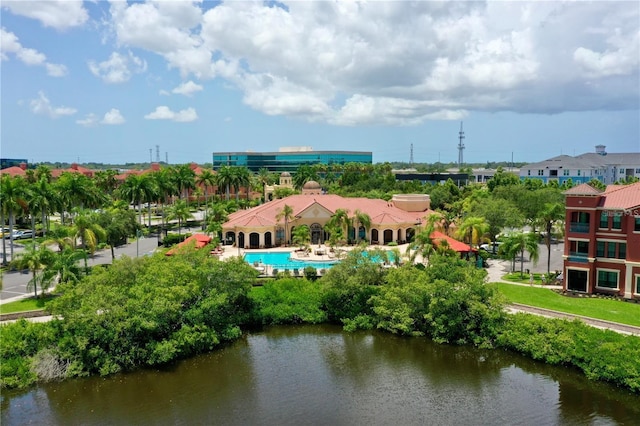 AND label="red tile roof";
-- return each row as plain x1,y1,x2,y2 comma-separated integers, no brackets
600,182,640,210
563,183,602,195
224,194,432,229
165,234,212,256
430,231,476,253
0,166,27,177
